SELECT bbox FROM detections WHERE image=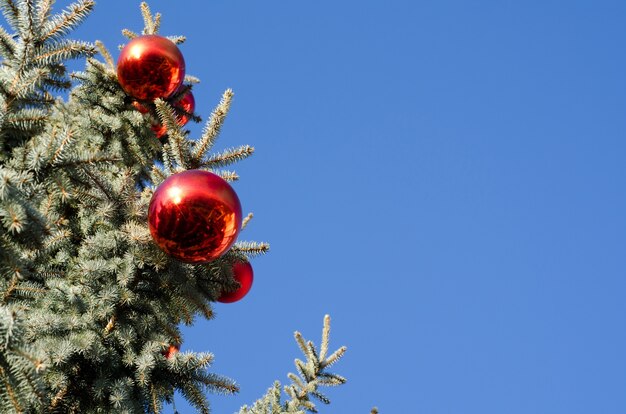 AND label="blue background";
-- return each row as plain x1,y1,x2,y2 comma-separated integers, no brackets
65,0,626,412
